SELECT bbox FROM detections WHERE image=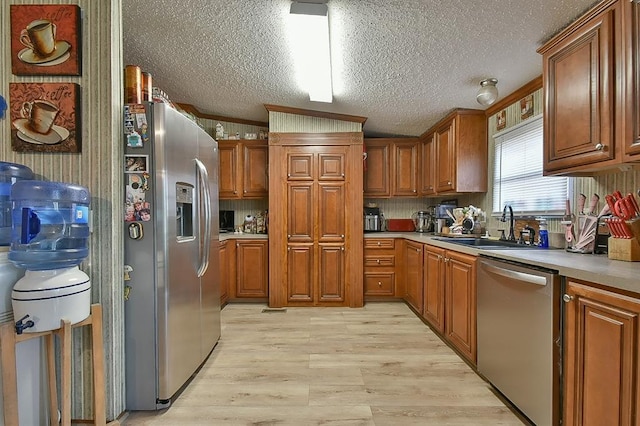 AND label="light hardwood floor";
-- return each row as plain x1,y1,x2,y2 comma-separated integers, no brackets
123,302,526,425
